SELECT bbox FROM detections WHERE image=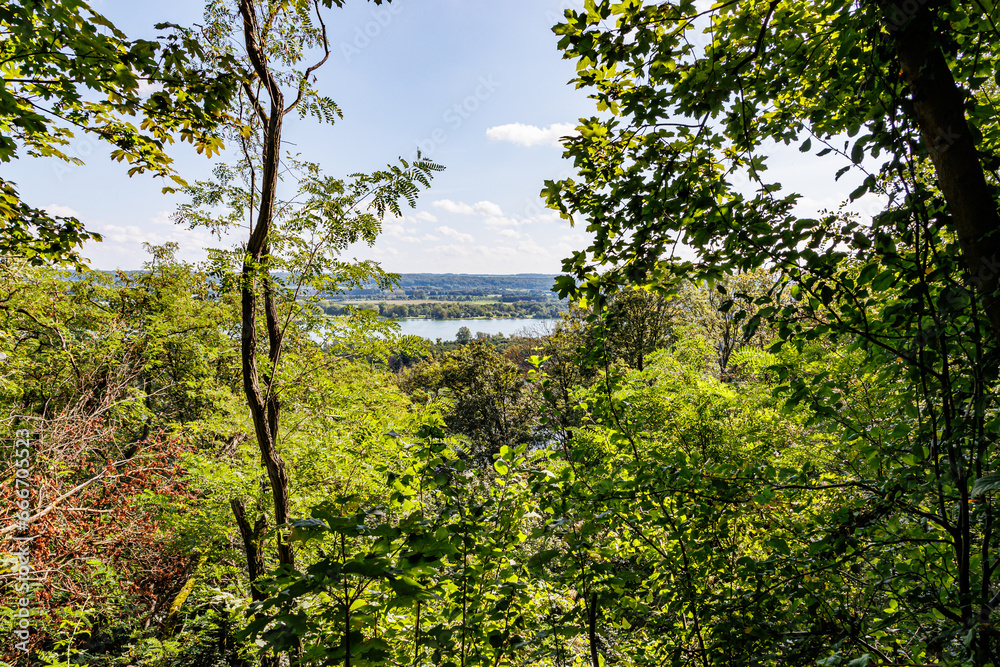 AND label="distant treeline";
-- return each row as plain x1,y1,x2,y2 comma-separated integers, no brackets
396,273,557,291
323,300,564,319
327,273,561,299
